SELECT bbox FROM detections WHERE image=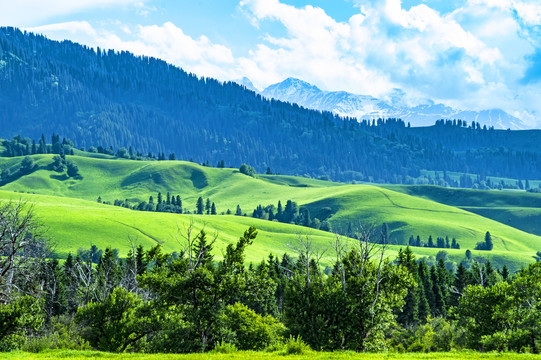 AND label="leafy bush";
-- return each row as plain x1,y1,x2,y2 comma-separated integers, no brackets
211,340,238,354
76,287,160,352
480,329,530,352
239,163,256,177
21,336,53,353
0,296,44,351
146,309,202,354
66,160,79,178
284,336,311,355
221,302,286,350
20,156,35,174
48,316,91,351
391,317,464,353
